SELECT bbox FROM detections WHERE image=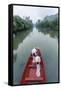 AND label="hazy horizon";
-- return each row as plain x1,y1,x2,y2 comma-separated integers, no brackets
13,5,58,24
